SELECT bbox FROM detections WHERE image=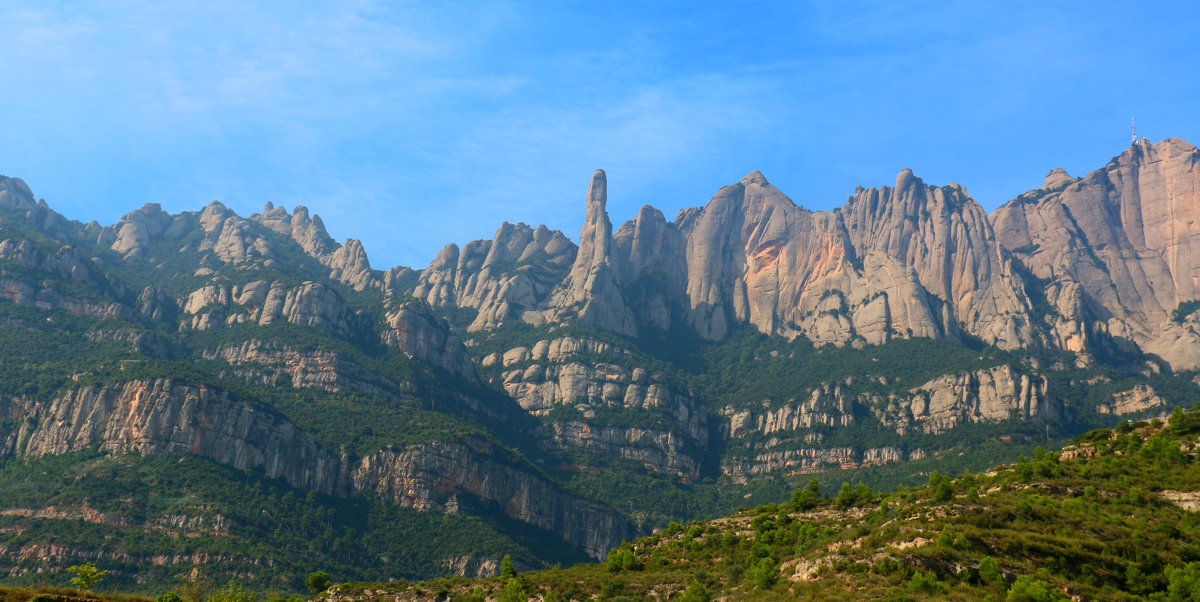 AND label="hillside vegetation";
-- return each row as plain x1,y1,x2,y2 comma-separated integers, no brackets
325,409,1200,601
